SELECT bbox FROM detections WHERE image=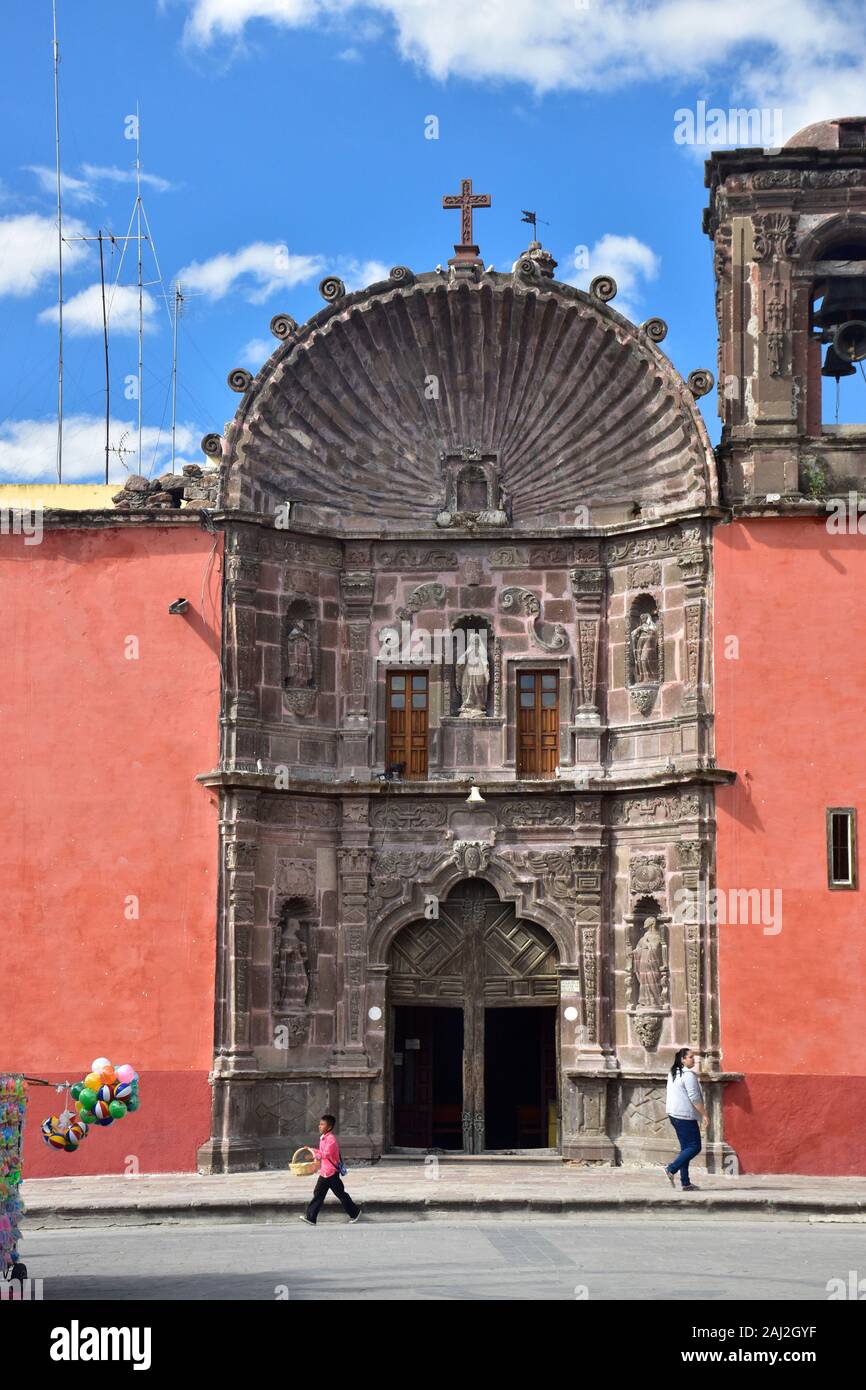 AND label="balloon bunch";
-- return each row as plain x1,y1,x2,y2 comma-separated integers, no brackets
41,1058,140,1153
